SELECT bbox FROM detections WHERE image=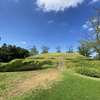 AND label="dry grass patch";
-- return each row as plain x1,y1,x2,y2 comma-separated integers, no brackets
0,68,64,100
